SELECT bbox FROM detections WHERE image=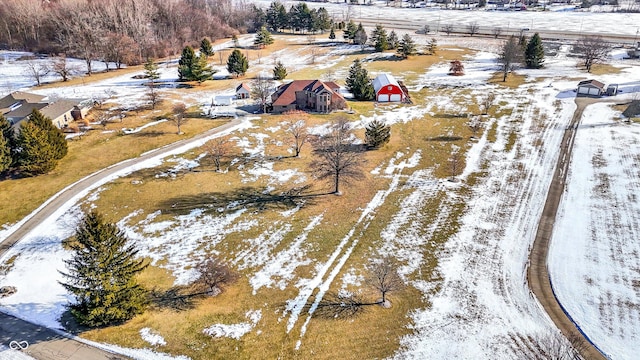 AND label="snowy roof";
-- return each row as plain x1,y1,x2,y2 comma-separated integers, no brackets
372,73,401,93
0,91,46,114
